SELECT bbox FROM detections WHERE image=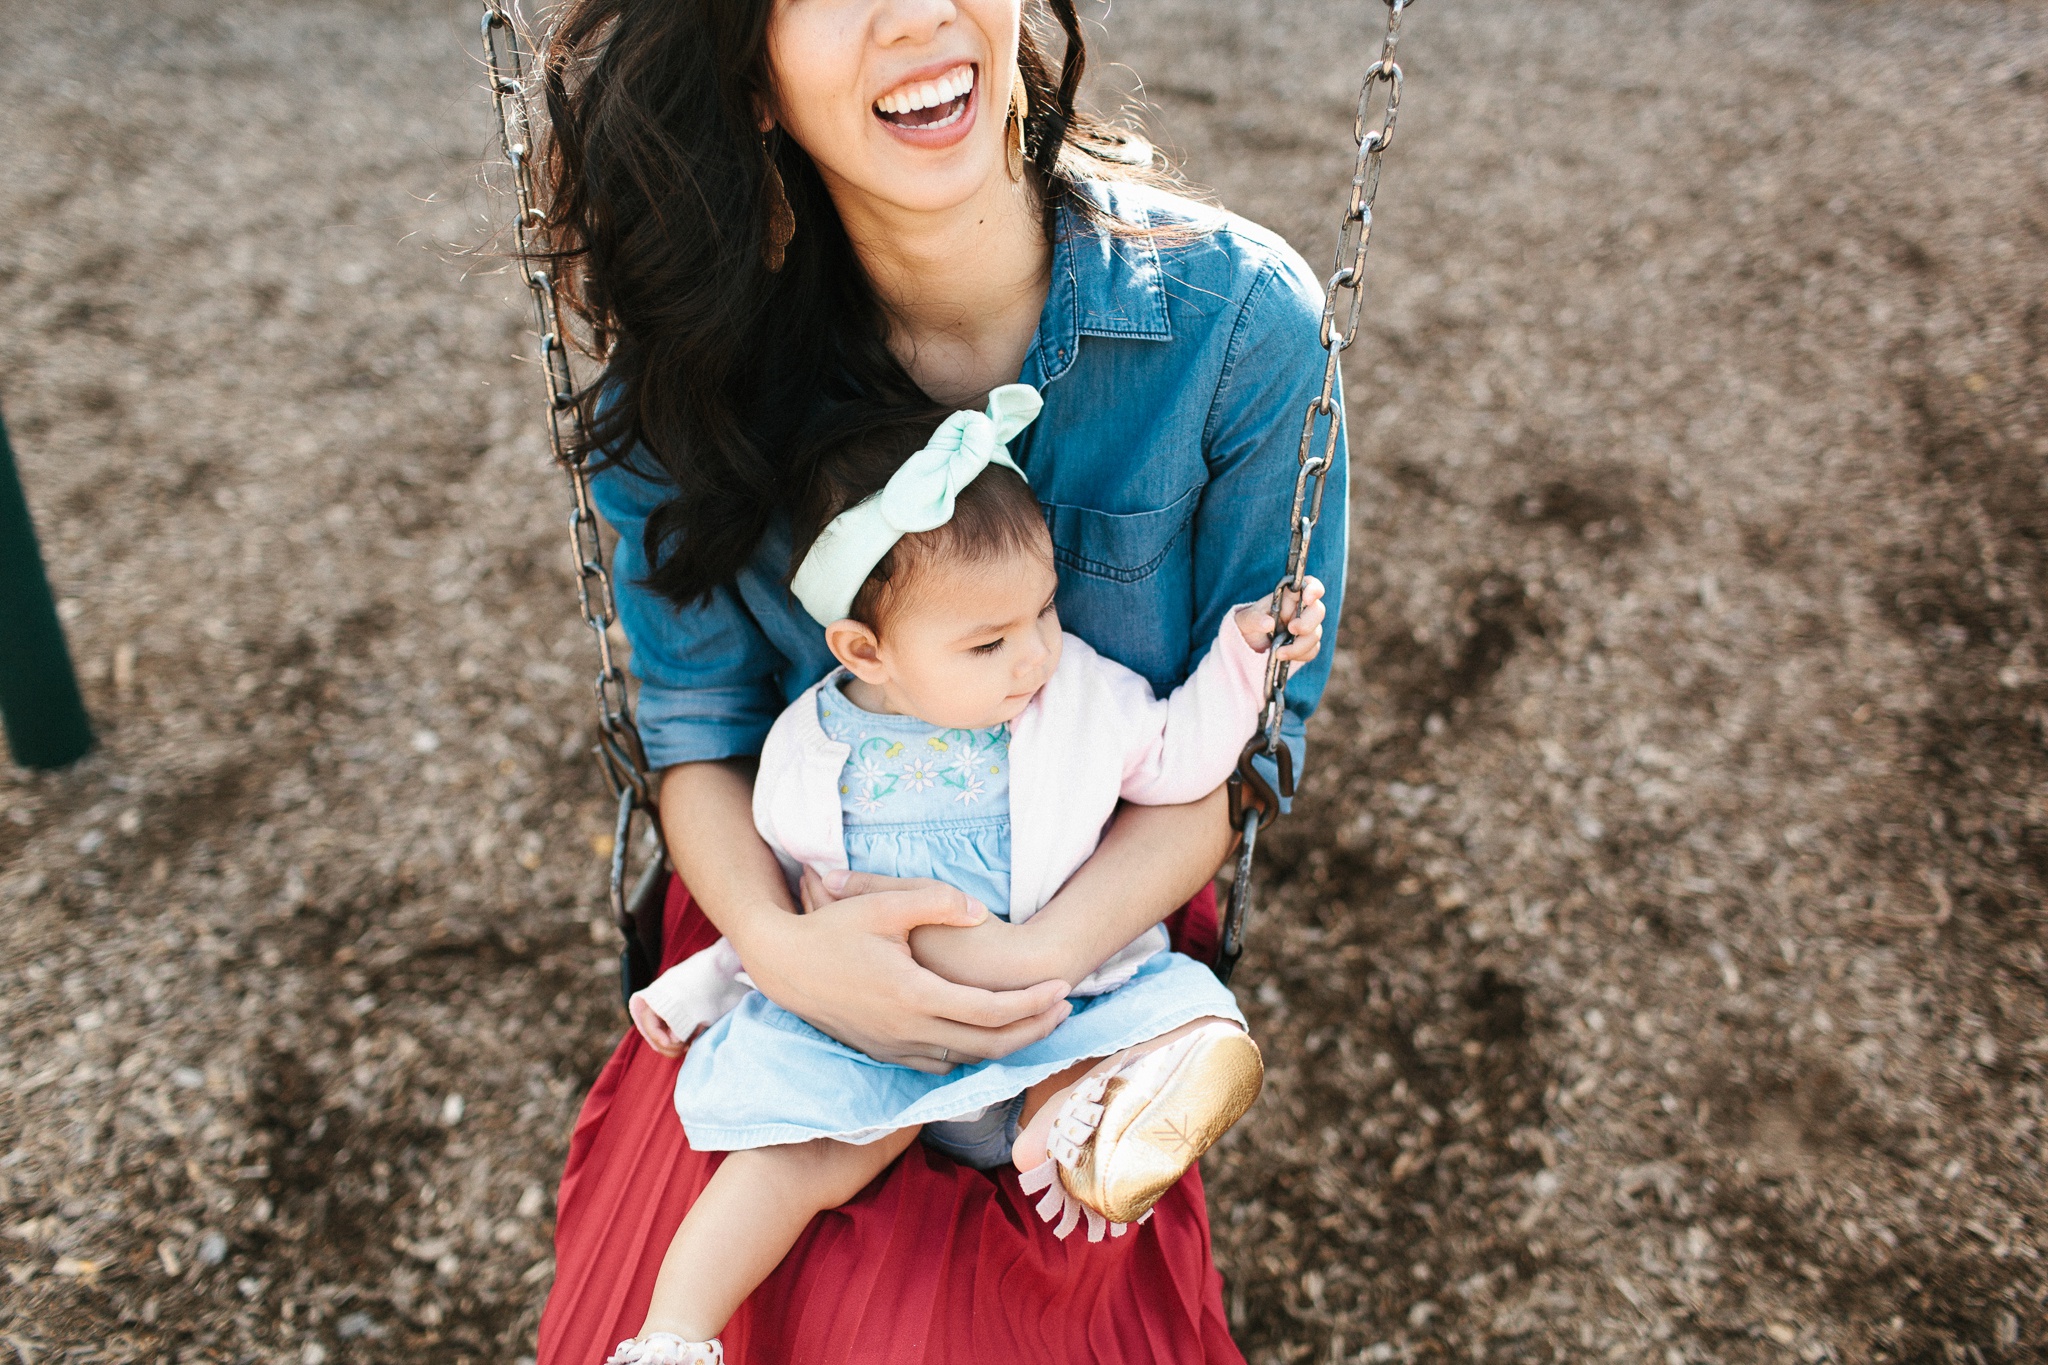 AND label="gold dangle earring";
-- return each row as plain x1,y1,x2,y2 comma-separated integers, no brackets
761,131,796,272
1006,69,1030,181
